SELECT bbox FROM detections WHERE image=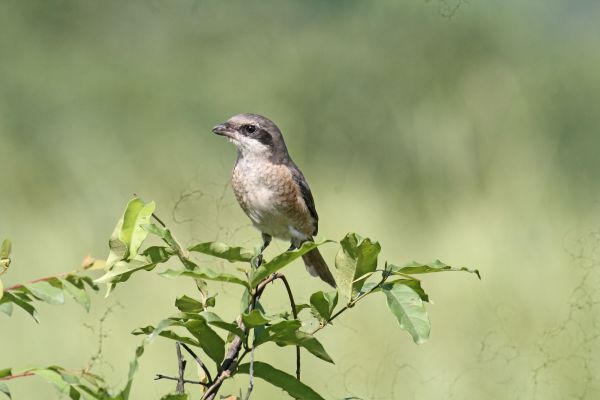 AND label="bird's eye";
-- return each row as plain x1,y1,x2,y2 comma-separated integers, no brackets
243,124,257,134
